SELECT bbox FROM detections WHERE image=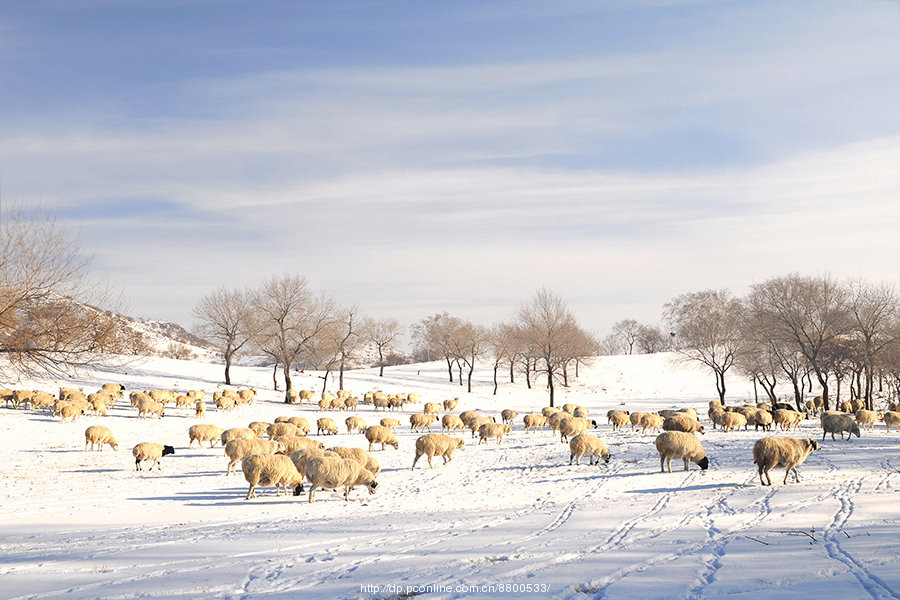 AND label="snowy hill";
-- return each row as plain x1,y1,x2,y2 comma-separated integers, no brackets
1,353,898,599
